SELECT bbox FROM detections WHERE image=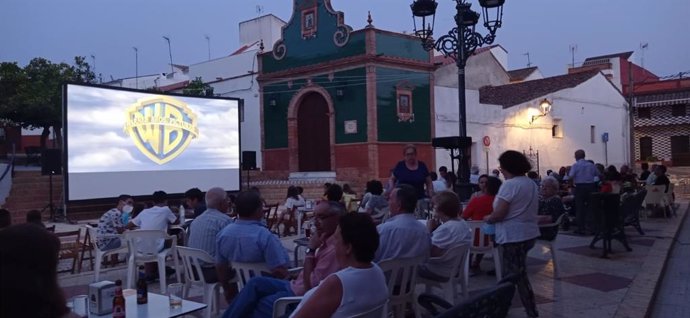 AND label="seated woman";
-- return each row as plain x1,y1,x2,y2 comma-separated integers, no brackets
463,176,501,221
461,176,501,270
291,213,388,318
363,180,388,224
342,184,357,212
418,191,472,281
279,186,305,235
537,177,566,241
469,174,489,199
